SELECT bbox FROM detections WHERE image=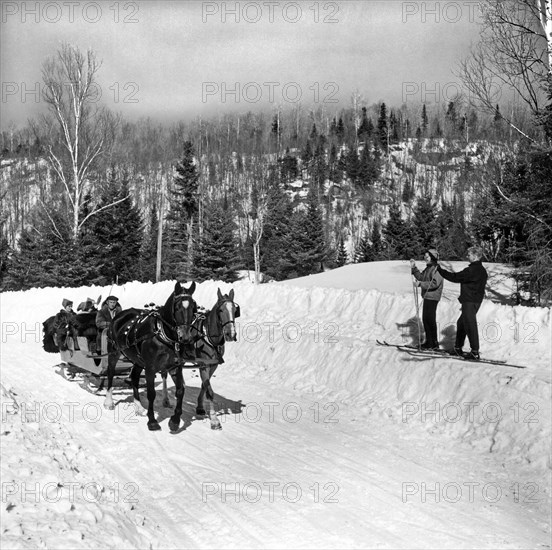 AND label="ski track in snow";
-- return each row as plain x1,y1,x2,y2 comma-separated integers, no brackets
1,264,551,549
